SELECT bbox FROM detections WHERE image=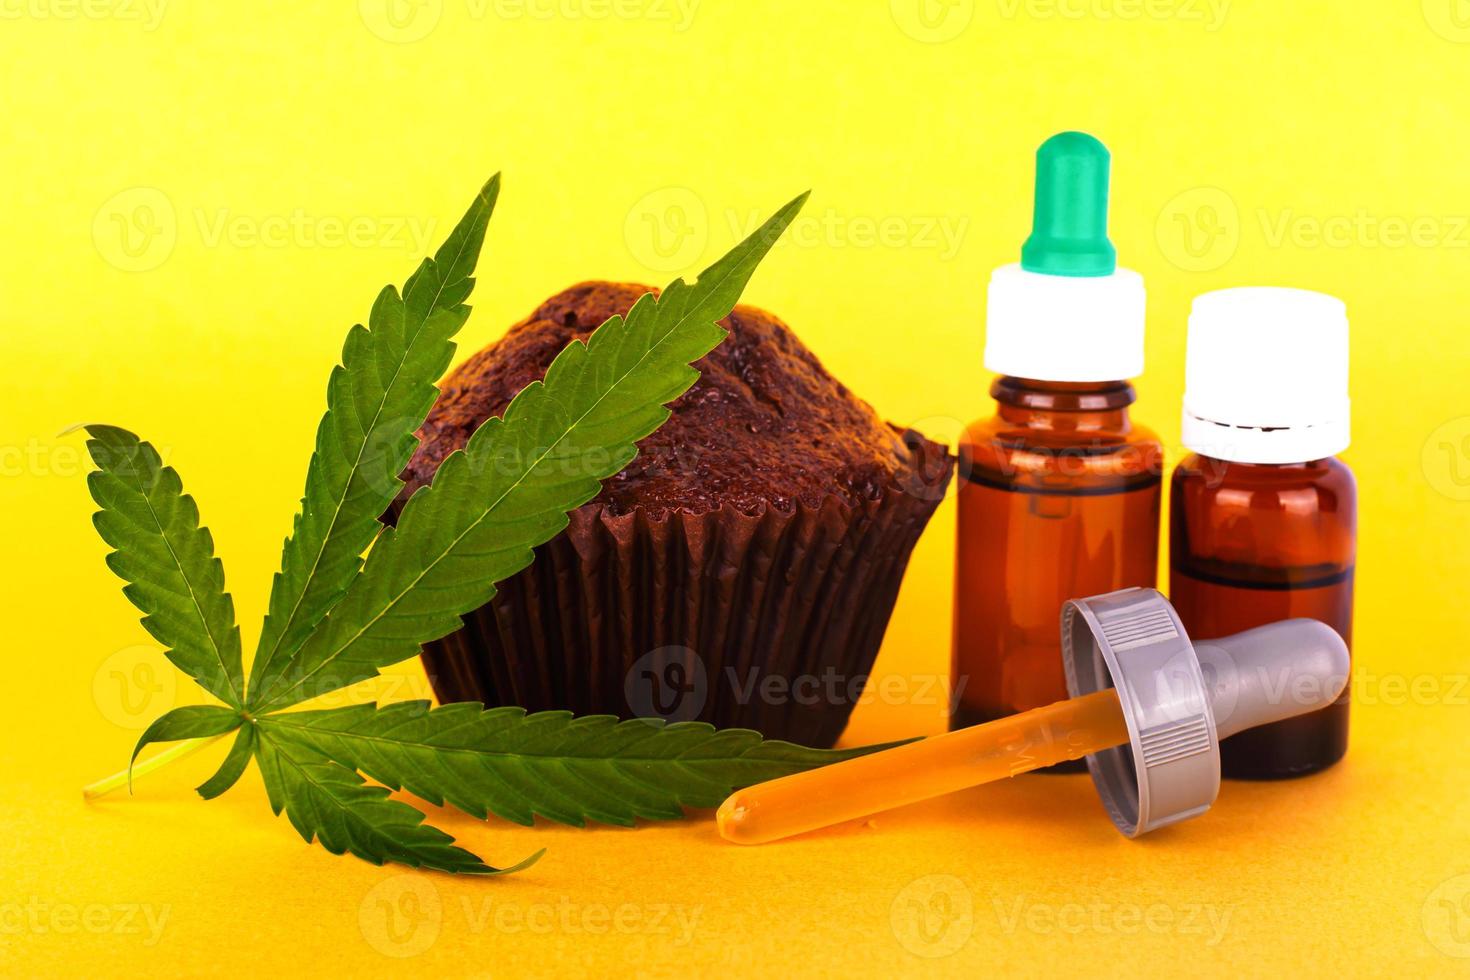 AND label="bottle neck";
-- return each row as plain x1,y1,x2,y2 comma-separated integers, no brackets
991,376,1136,431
